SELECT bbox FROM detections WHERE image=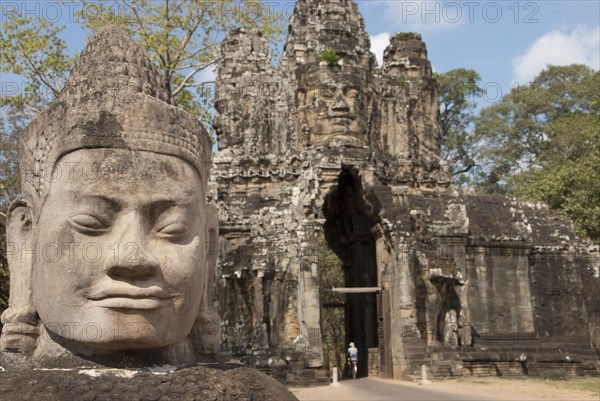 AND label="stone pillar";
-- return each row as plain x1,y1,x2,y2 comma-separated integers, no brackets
252,268,269,350
254,268,265,324
299,255,324,367
389,241,415,379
